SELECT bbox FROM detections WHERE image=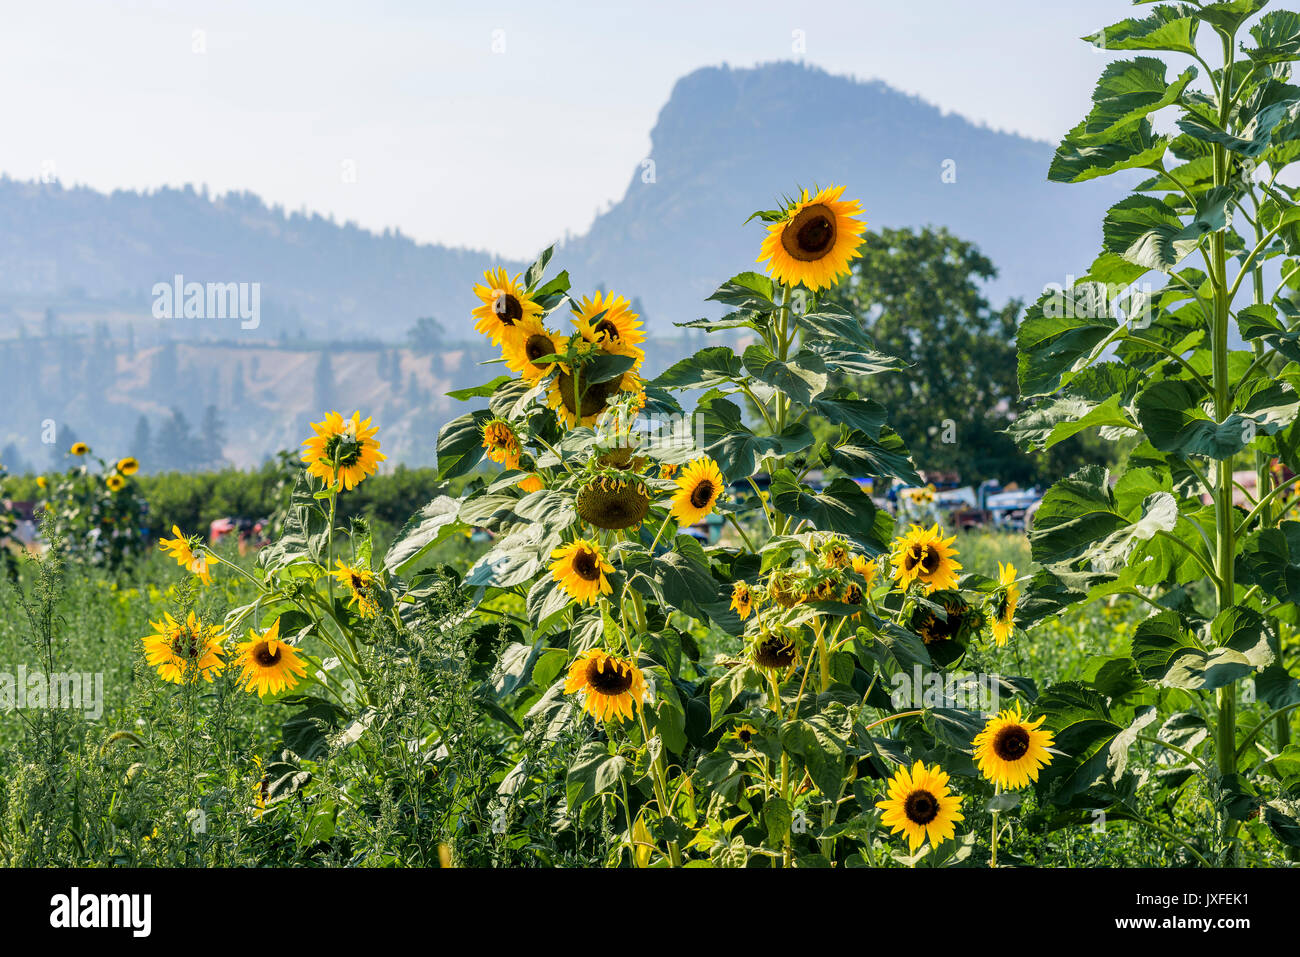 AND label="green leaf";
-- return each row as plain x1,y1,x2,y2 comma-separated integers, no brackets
1084,6,1198,56
810,393,888,438
1016,286,1119,397
1237,303,1300,365
1246,10,1300,64
1137,377,1300,459
1036,683,1157,802
1050,118,1170,183
1236,521,1300,607
436,409,493,479
566,741,627,808
654,347,745,391
698,395,813,481
1101,191,1232,272
1177,85,1300,159
707,272,774,307
383,495,463,574
769,471,884,551
828,428,923,486
743,345,828,408
1132,607,1274,690
1079,58,1197,141
446,375,513,401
